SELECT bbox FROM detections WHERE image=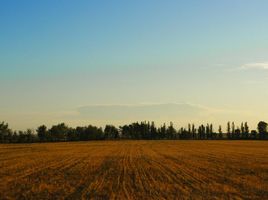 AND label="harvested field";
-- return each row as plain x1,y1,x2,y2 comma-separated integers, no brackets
0,141,267,200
